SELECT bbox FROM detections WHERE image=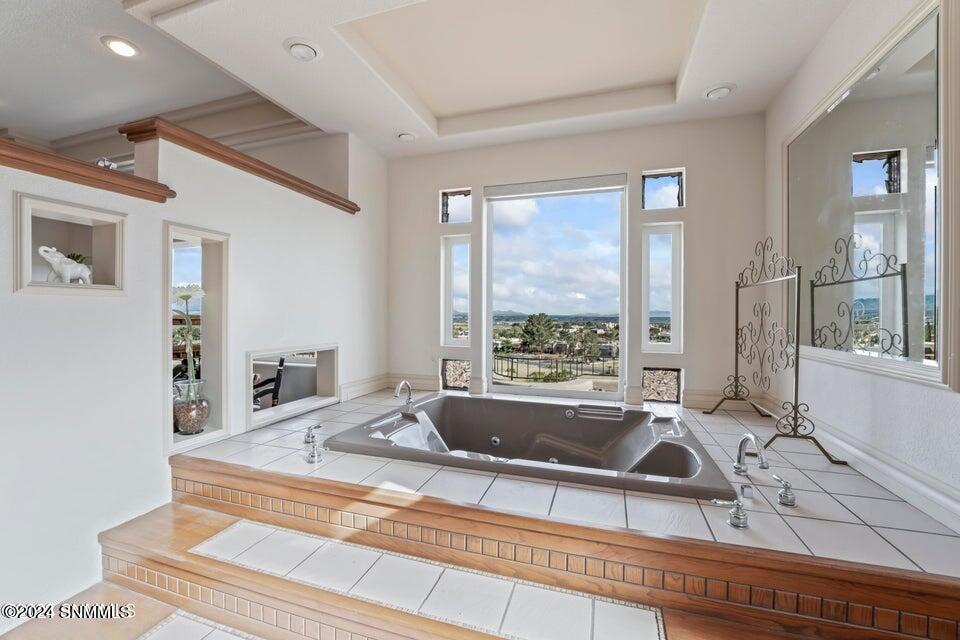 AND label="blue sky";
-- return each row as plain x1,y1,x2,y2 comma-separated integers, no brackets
172,246,201,312
491,190,622,315
851,159,889,197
